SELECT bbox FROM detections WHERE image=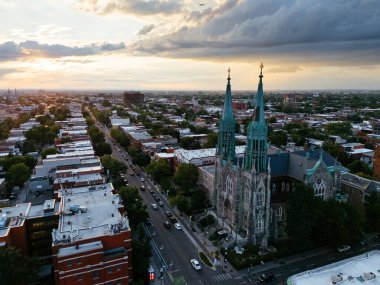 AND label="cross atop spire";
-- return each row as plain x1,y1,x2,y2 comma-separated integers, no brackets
228,67,231,79
260,62,264,76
